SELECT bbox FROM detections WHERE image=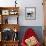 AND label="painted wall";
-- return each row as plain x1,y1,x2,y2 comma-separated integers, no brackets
18,0,44,26
0,0,44,26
